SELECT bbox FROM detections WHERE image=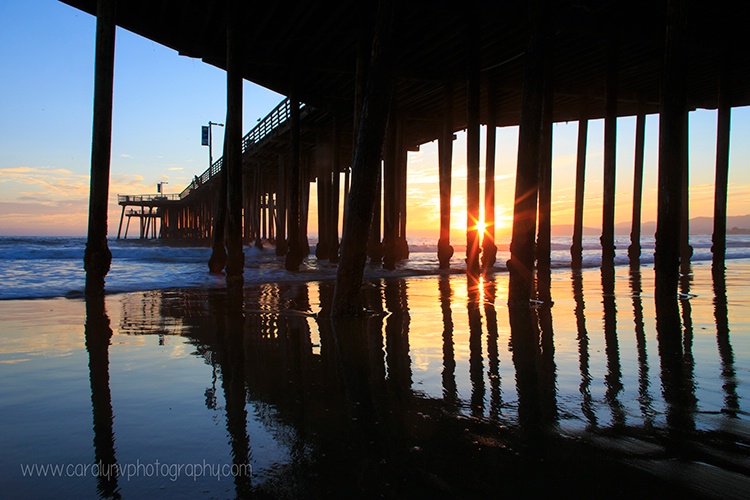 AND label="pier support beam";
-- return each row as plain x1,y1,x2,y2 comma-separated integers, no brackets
209,144,228,272
680,115,692,275
332,0,395,316
508,0,548,302
330,118,341,263
84,0,116,296
276,155,288,255
224,0,244,287
382,109,398,270
628,110,646,261
482,84,498,272
655,0,688,297
536,59,554,277
437,84,454,269
712,60,732,267
601,32,619,262
285,93,305,271
466,23,481,277
571,100,588,269
368,168,383,263
396,128,409,261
